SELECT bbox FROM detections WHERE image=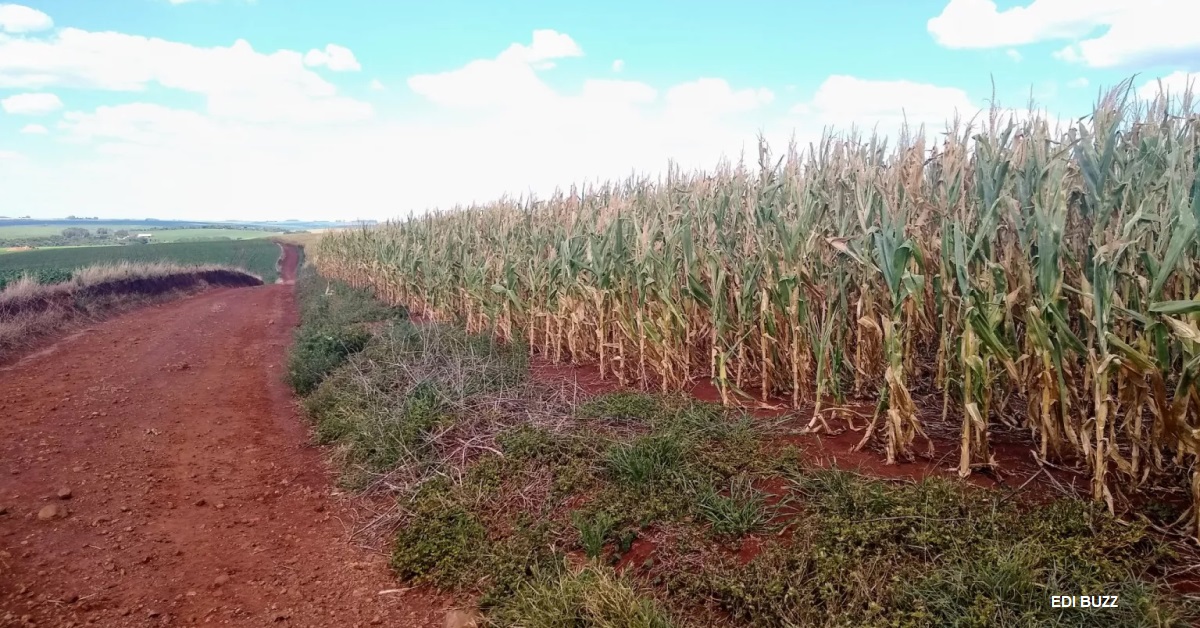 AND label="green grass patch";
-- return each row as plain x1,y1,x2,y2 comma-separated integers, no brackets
573,509,620,559
673,468,1193,627
391,478,490,588
578,391,672,422
695,474,768,538
488,565,675,628
606,434,687,489
286,267,400,394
